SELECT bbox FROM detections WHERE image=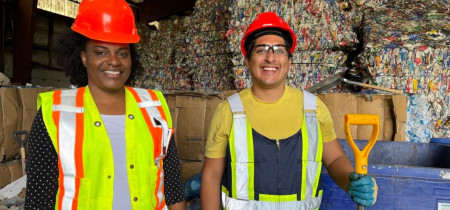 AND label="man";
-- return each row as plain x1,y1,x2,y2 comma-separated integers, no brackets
201,12,377,209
